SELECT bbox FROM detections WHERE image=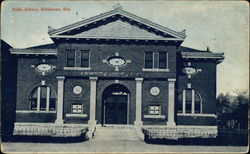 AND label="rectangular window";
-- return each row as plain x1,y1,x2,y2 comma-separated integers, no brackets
80,51,89,67
149,105,160,115
185,90,192,113
30,99,37,110
159,52,167,69
145,51,153,68
177,102,183,113
49,99,56,111
72,104,83,114
67,50,75,67
40,87,47,111
195,101,201,113
185,101,192,113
